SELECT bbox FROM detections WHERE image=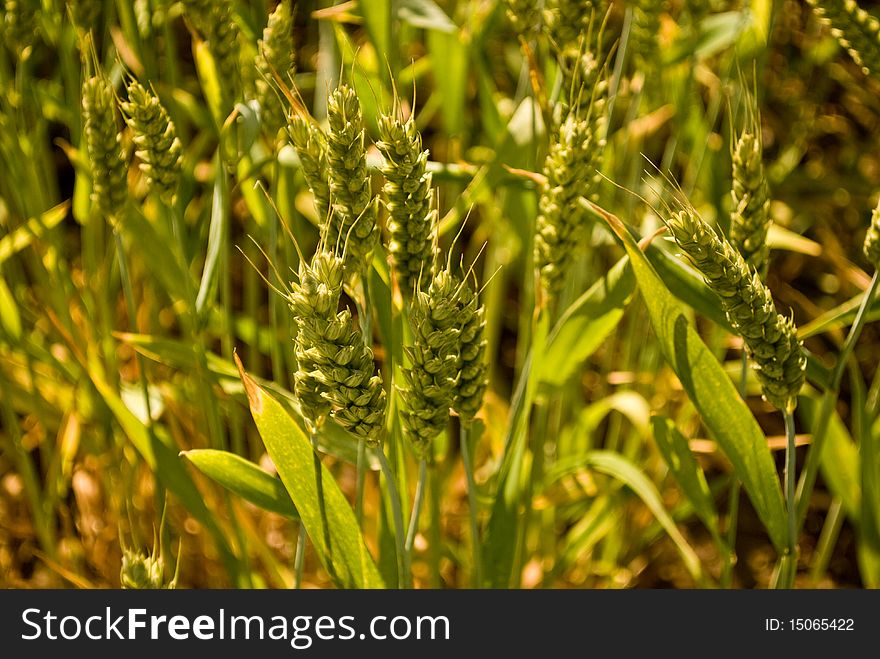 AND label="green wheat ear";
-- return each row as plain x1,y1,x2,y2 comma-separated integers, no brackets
120,549,168,589
120,81,183,205
326,85,379,277
667,208,806,413
631,0,664,69
82,75,128,221
255,0,295,141
543,1,606,55
399,270,462,457
183,0,242,100
730,124,771,276
534,96,605,303
450,273,488,423
375,110,436,297
399,267,489,455
288,116,332,223
807,0,880,78
289,250,386,444
289,251,346,430
864,199,880,270
317,309,387,446
504,0,542,35
2,0,37,56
